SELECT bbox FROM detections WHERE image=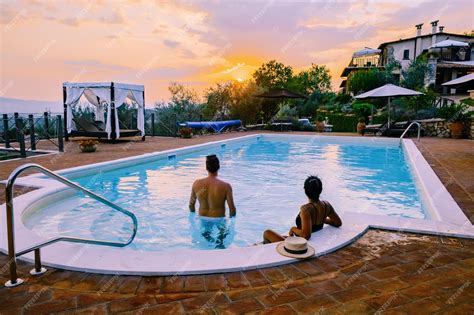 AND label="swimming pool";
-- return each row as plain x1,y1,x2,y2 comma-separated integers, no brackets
24,134,425,251
3,134,472,275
